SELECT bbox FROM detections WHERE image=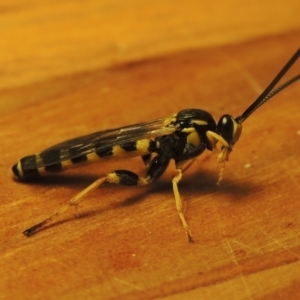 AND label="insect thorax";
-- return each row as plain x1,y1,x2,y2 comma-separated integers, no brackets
162,109,218,162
